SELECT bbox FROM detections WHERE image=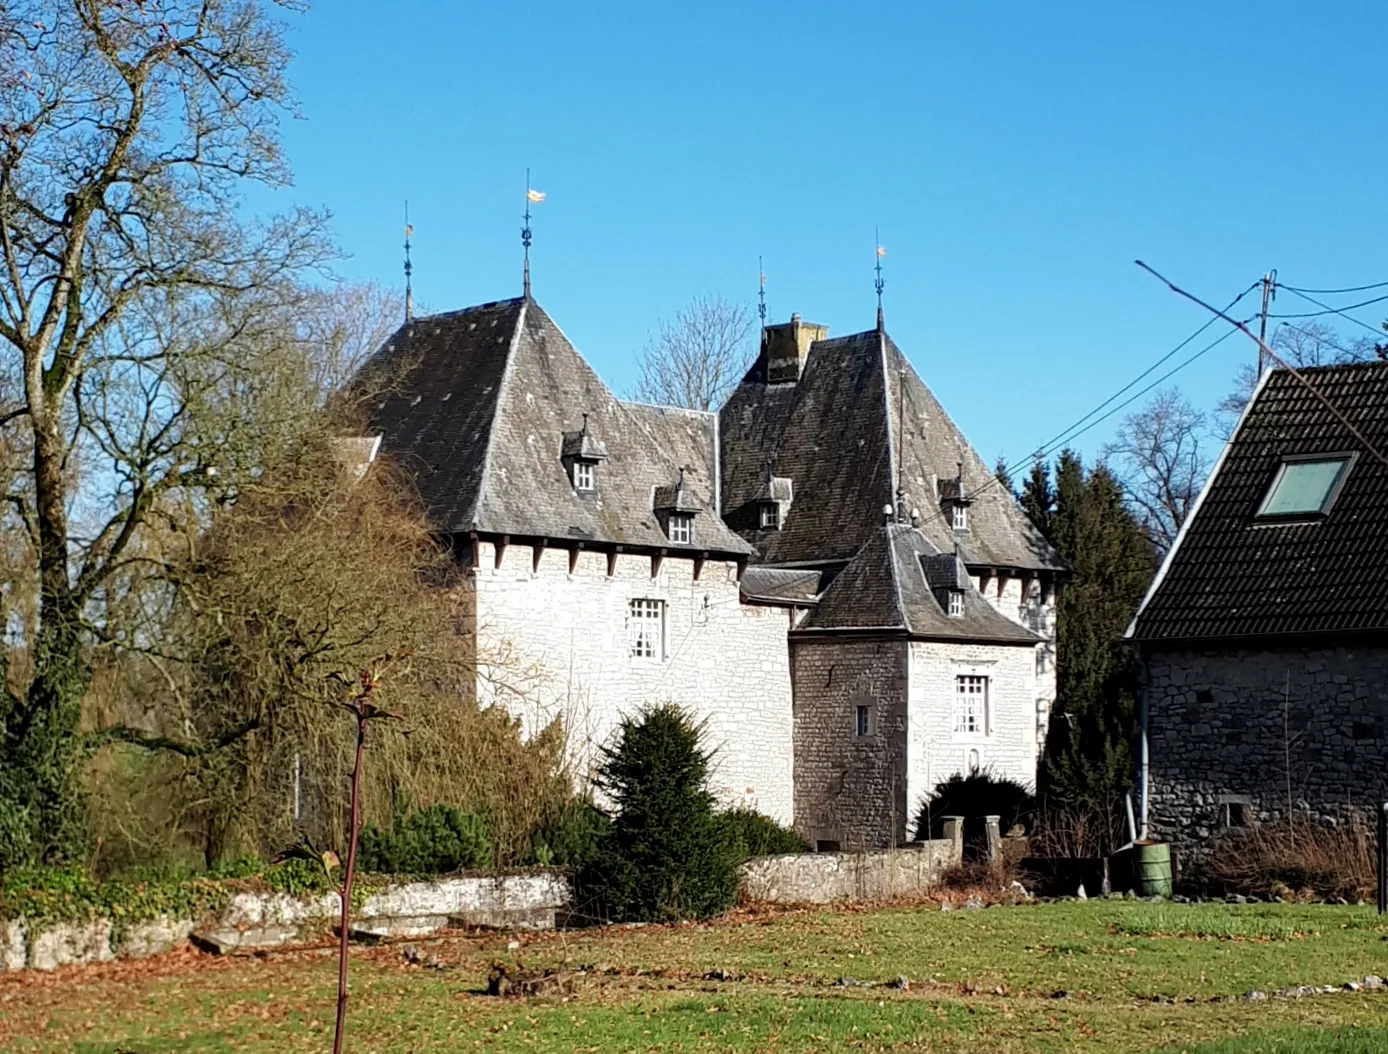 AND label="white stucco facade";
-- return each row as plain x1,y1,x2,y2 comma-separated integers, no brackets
466,540,795,825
